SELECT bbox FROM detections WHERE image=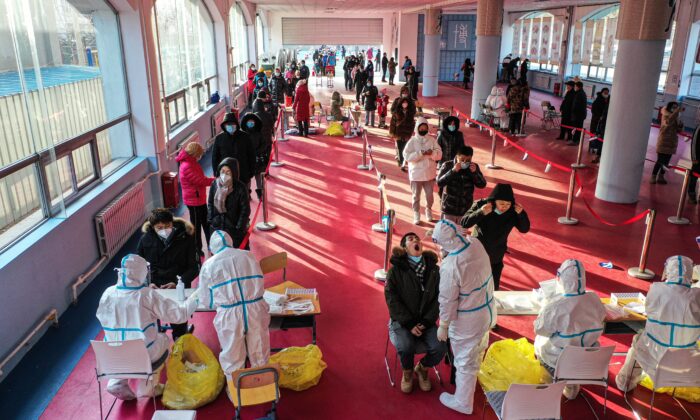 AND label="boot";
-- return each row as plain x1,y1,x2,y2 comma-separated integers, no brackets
255,188,263,200
414,362,431,391
401,369,414,393
650,174,657,184
657,173,668,184
413,212,420,225
688,193,698,204
439,392,472,414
